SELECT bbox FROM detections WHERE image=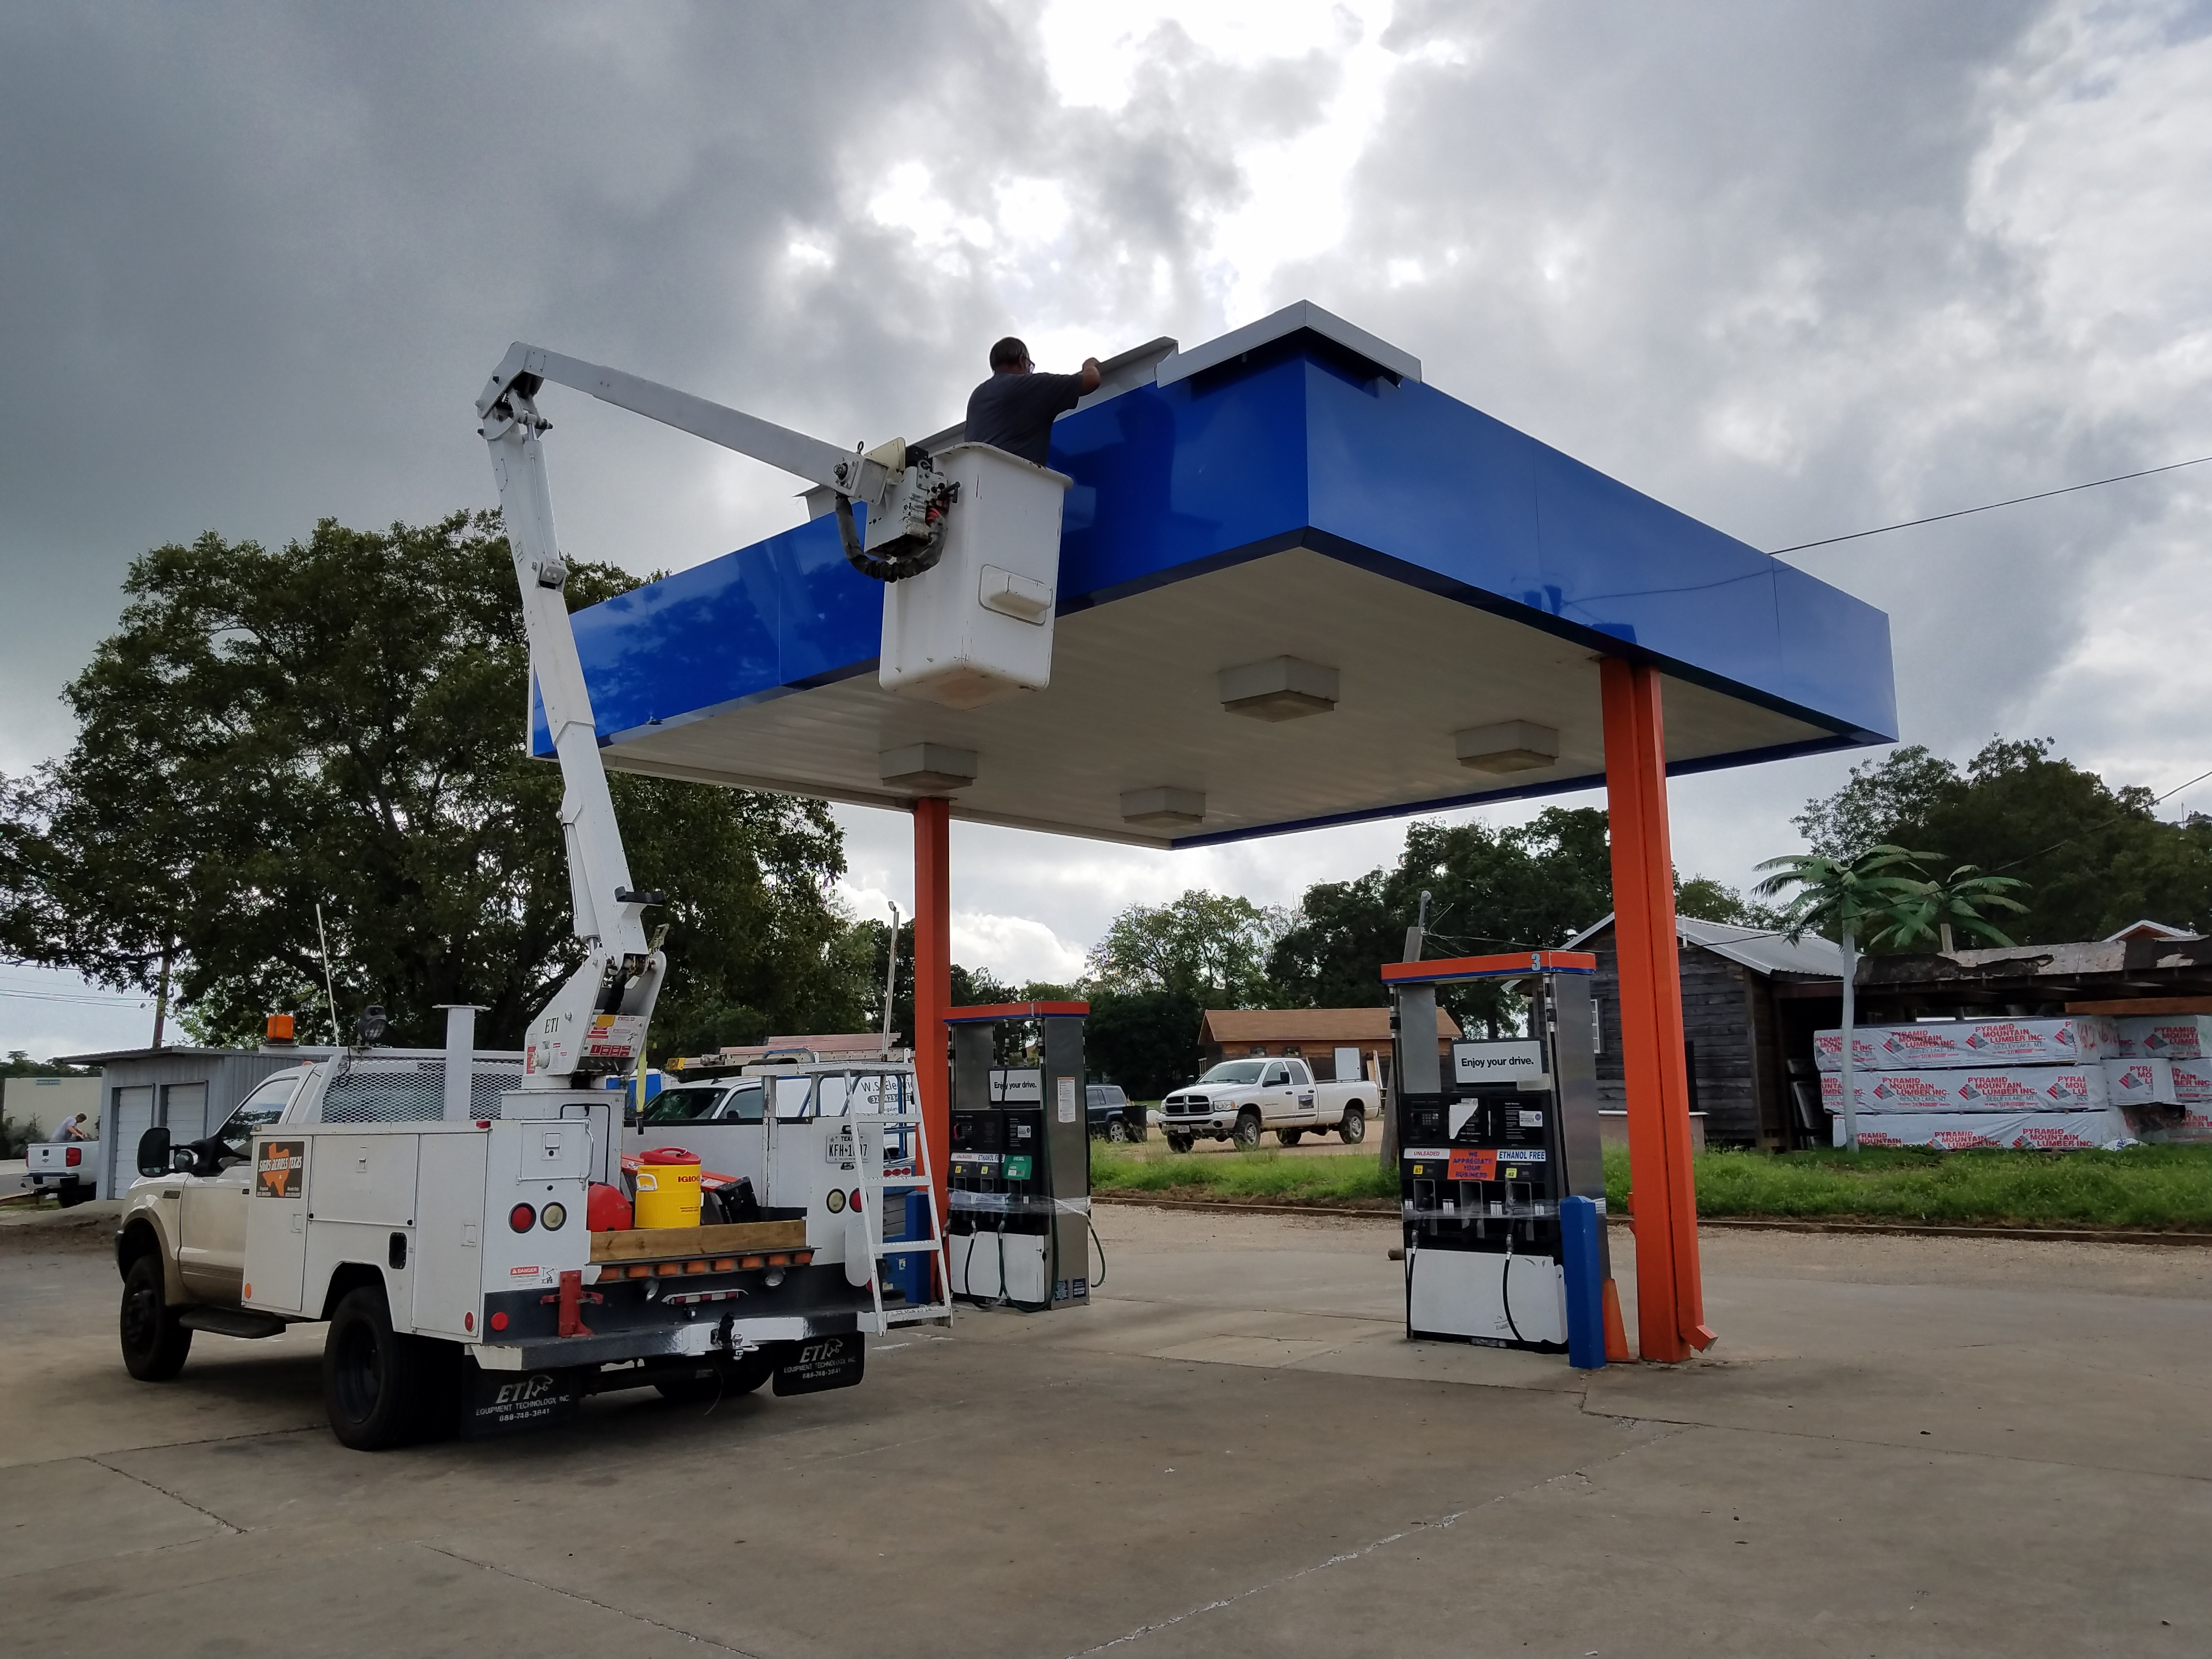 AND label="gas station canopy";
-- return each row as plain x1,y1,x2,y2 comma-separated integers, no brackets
548,302,1895,847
